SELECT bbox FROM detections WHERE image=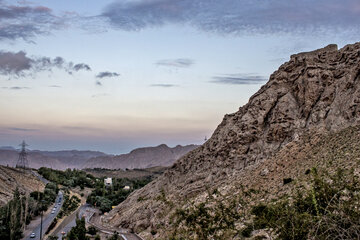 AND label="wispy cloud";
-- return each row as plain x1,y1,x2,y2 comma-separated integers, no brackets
156,58,193,68
269,58,288,63
150,83,178,88
0,1,70,41
8,127,38,132
95,81,102,86
101,0,360,36
10,86,30,90
210,74,267,85
96,71,120,79
0,50,91,77
2,86,30,90
91,93,109,98
61,126,102,131
49,85,61,88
